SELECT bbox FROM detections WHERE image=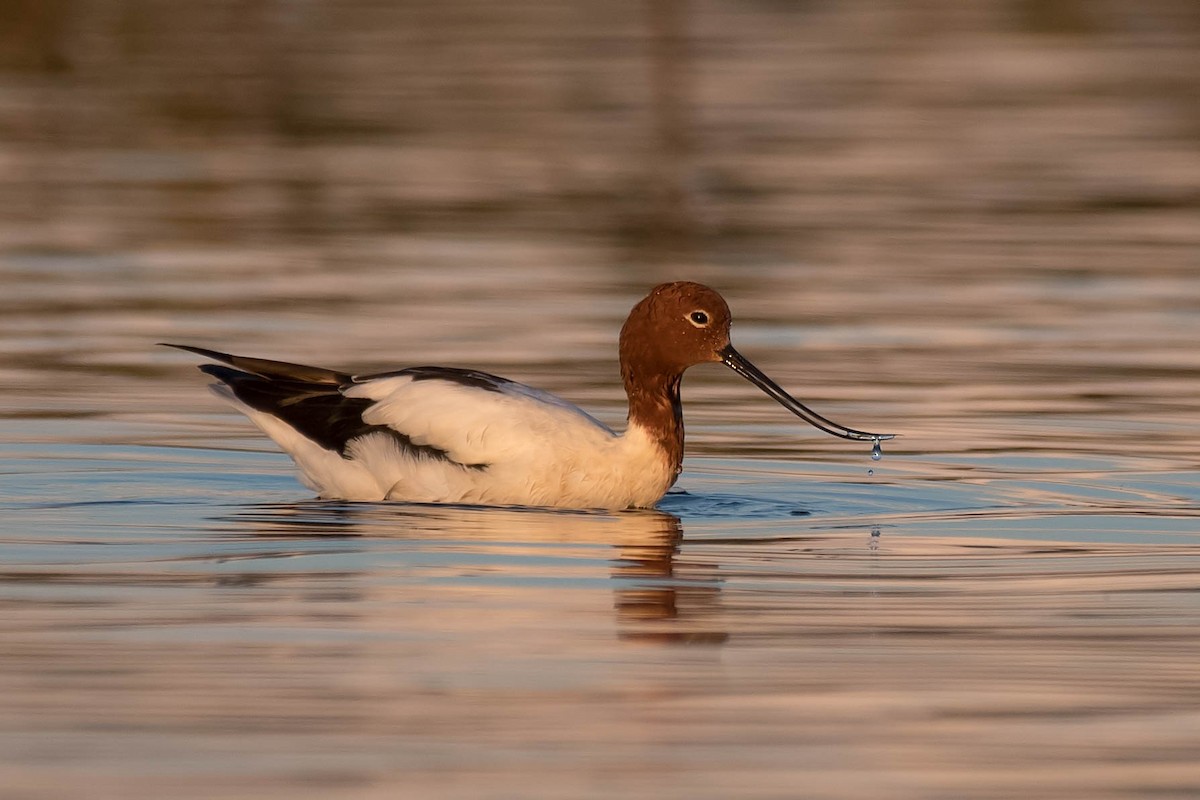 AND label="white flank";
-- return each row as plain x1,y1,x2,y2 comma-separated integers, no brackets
211,376,676,509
